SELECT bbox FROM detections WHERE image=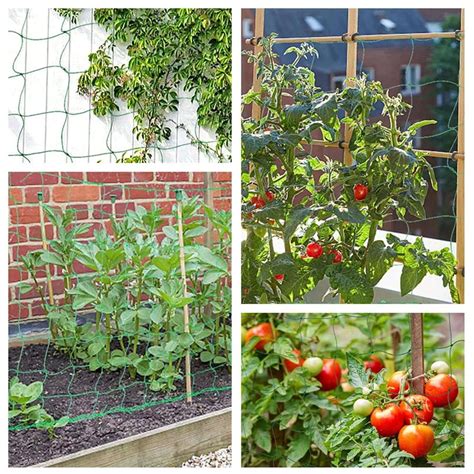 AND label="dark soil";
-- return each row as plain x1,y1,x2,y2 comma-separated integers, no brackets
8,344,231,467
